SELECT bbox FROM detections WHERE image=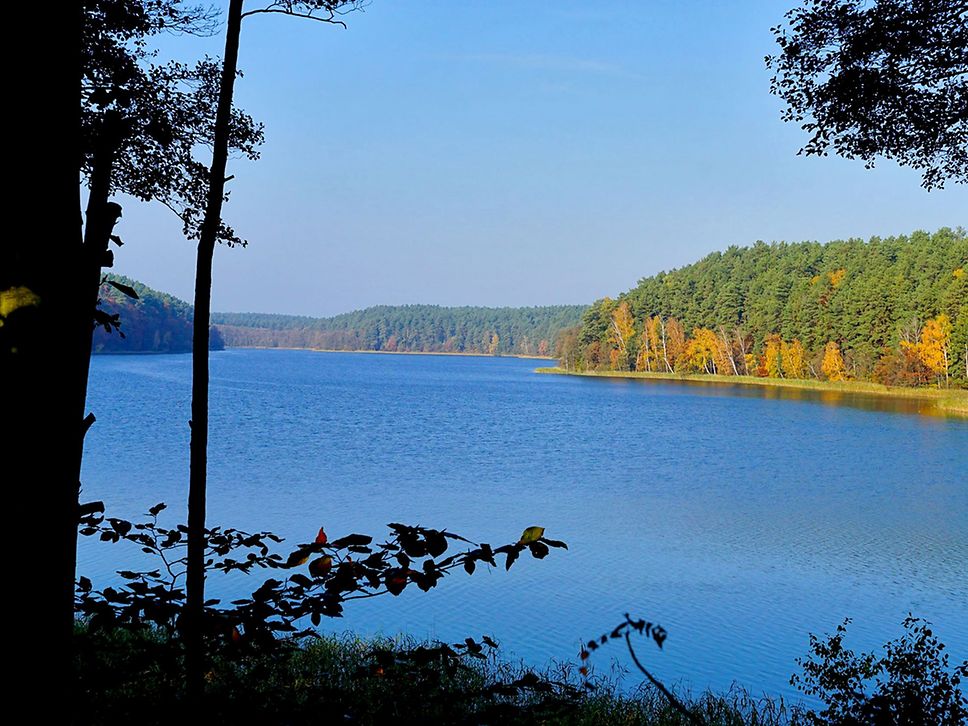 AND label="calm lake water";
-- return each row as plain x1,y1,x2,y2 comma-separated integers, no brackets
79,350,968,702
